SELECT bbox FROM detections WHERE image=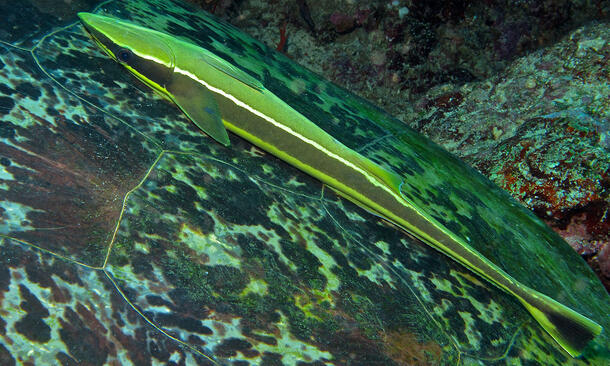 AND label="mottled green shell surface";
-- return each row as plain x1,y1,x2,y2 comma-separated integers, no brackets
0,0,608,365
